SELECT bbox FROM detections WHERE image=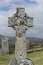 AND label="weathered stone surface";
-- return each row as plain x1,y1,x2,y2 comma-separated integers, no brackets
8,8,33,27
9,58,34,65
8,8,34,65
9,58,17,65
1,37,9,55
15,35,27,62
16,8,25,18
18,59,34,65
